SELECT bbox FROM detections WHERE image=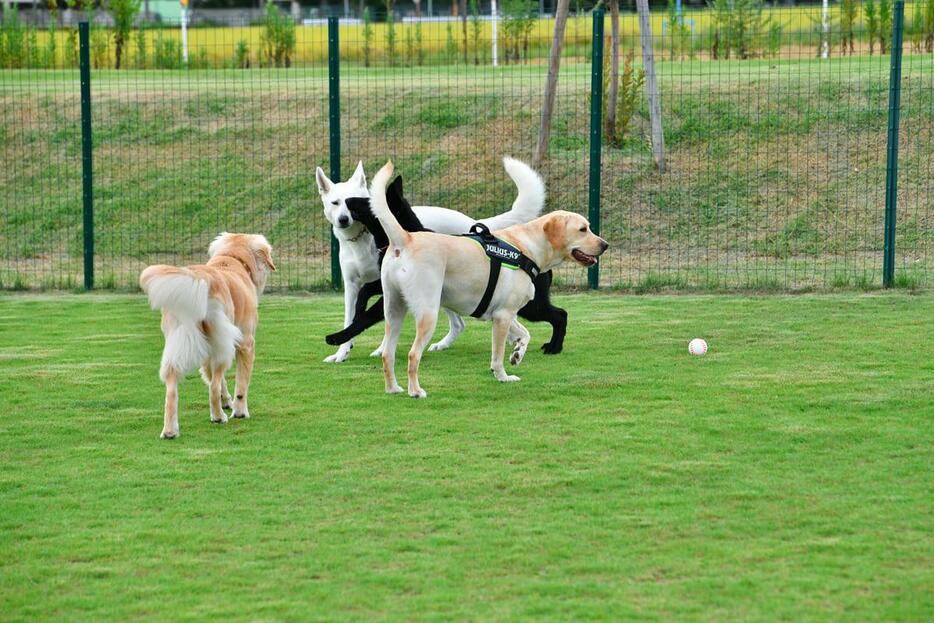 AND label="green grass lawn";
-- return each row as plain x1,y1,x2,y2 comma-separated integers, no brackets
1,292,932,620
